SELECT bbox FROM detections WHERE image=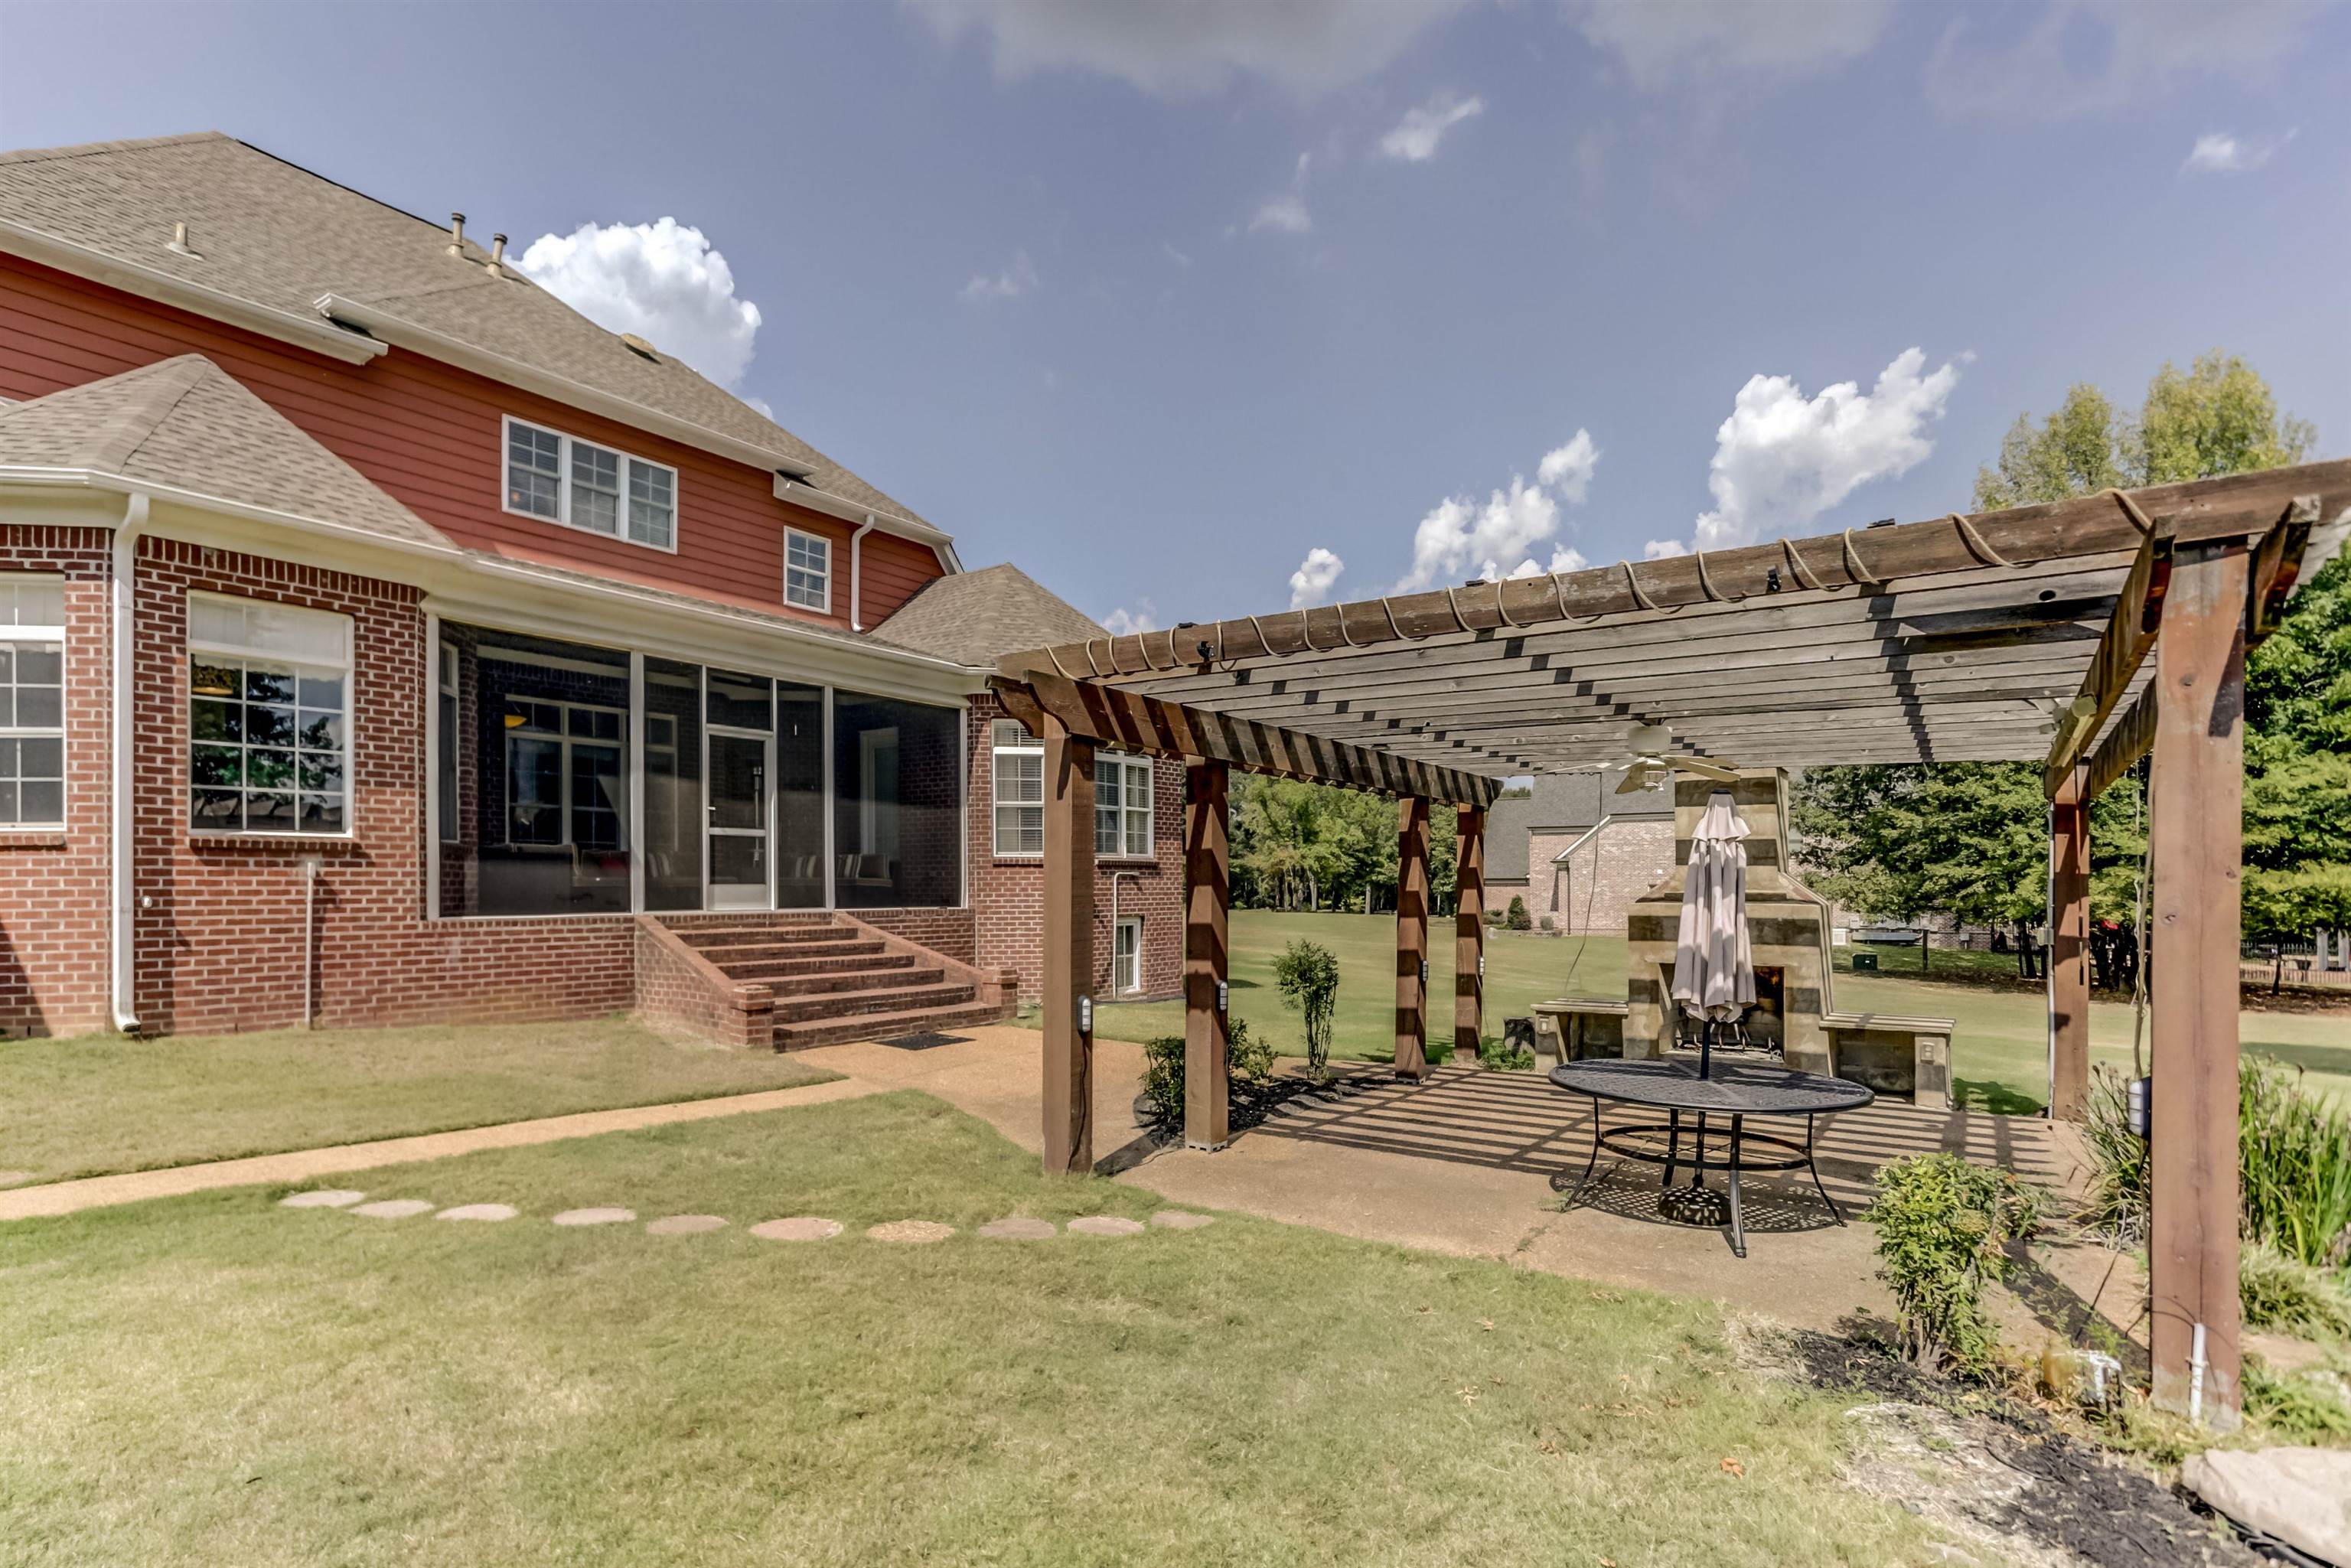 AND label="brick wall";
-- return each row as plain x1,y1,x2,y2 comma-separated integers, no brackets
1531,819,1674,934
965,692,1184,1003
129,539,634,1036
0,528,112,1036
